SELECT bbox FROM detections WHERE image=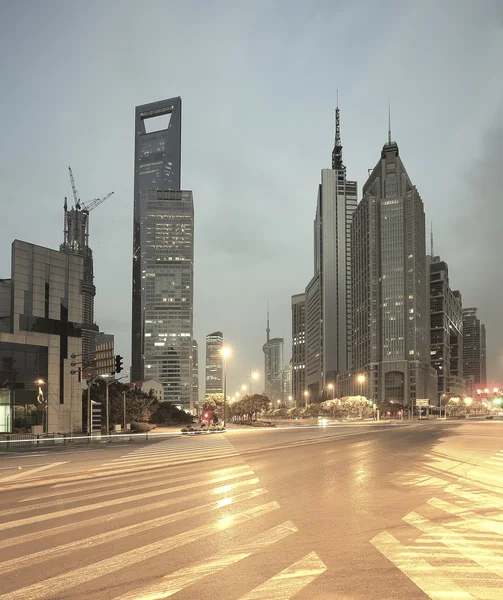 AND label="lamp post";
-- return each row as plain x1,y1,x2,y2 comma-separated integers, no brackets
221,347,231,427
327,383,335,401
249,370,259,394
304,390,309,408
